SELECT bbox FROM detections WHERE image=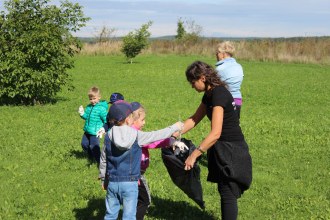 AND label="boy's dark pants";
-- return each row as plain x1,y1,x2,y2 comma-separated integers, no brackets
136,175,151,220
81,133,100,163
